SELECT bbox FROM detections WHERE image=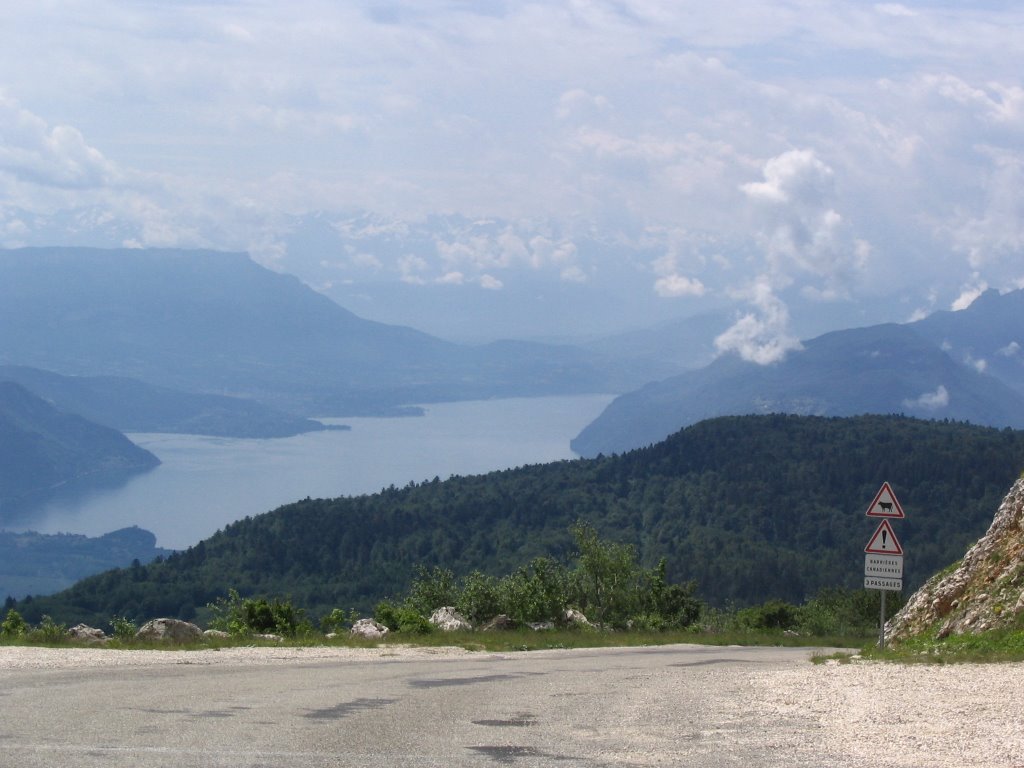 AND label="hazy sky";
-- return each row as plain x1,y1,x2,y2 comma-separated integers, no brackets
2,1,1022,355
